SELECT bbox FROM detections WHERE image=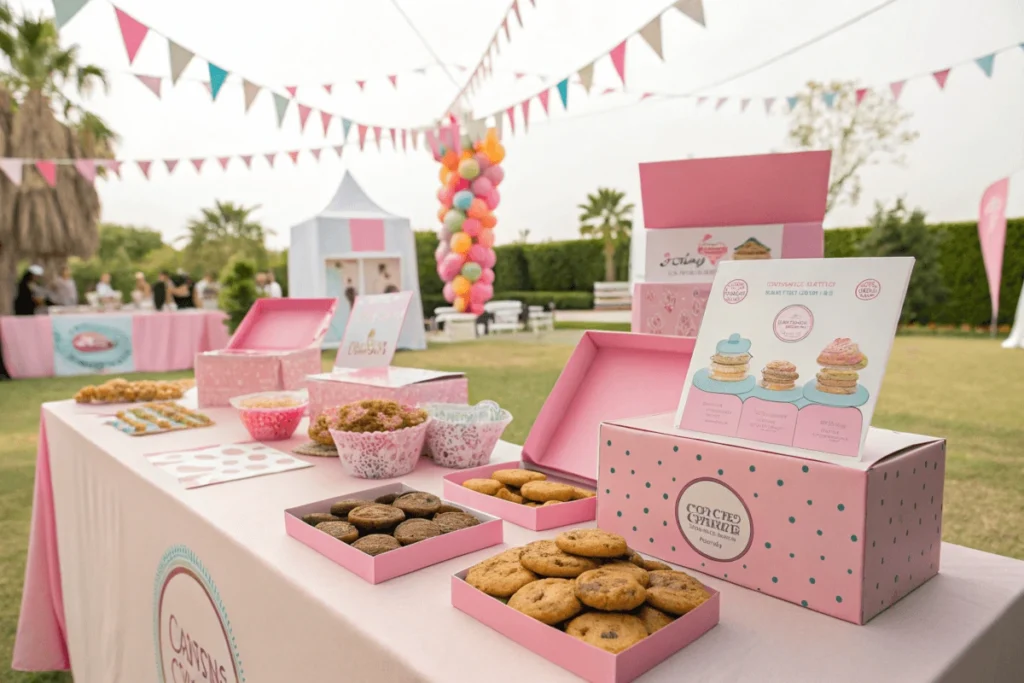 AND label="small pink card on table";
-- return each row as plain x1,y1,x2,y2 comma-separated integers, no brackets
675,257,915,463
146,442,312,489
334,292,412,369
